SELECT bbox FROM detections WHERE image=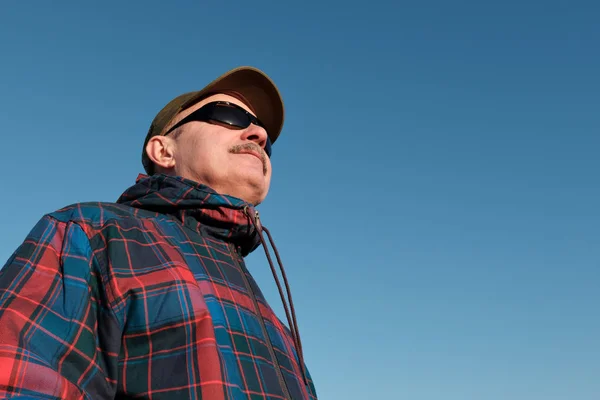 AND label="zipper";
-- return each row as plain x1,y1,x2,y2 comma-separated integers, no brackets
229,242,292,400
